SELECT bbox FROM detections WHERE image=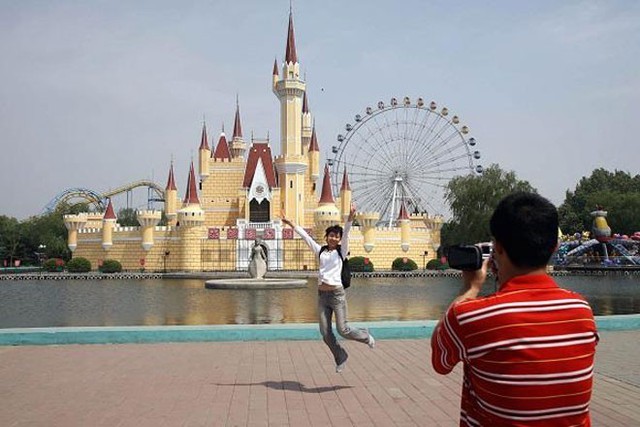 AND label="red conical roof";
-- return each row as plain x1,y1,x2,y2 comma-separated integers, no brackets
398,203,409,220
166,162,177,191
309,126,319,152
233,102,243,138
103,198,116,220
183,162,200,205
213,132,231,160
340,167,351,191
199,123,209,150
272,58,279,76
319,164,334,204
302,92,309,113
285,10,298,64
